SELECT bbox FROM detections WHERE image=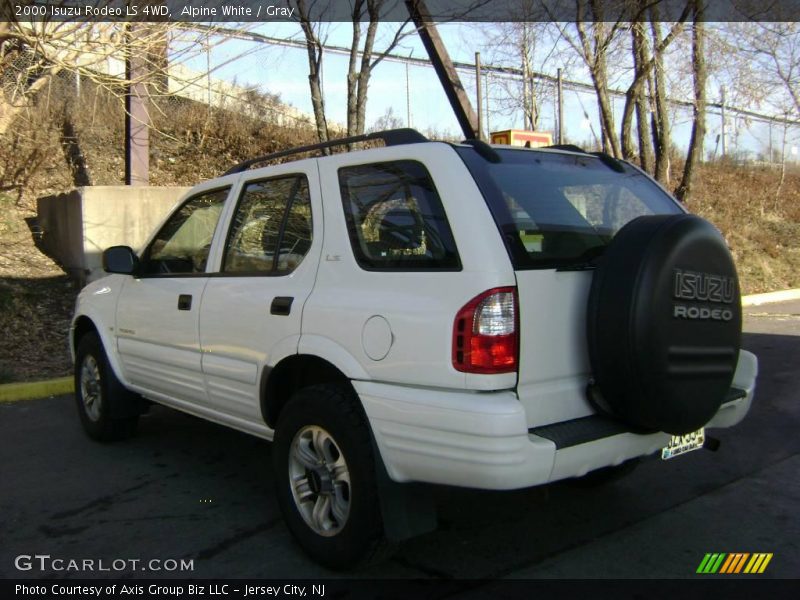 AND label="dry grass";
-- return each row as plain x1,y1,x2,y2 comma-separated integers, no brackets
0,193,77,383
66,87,320,189
684,161,800,294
